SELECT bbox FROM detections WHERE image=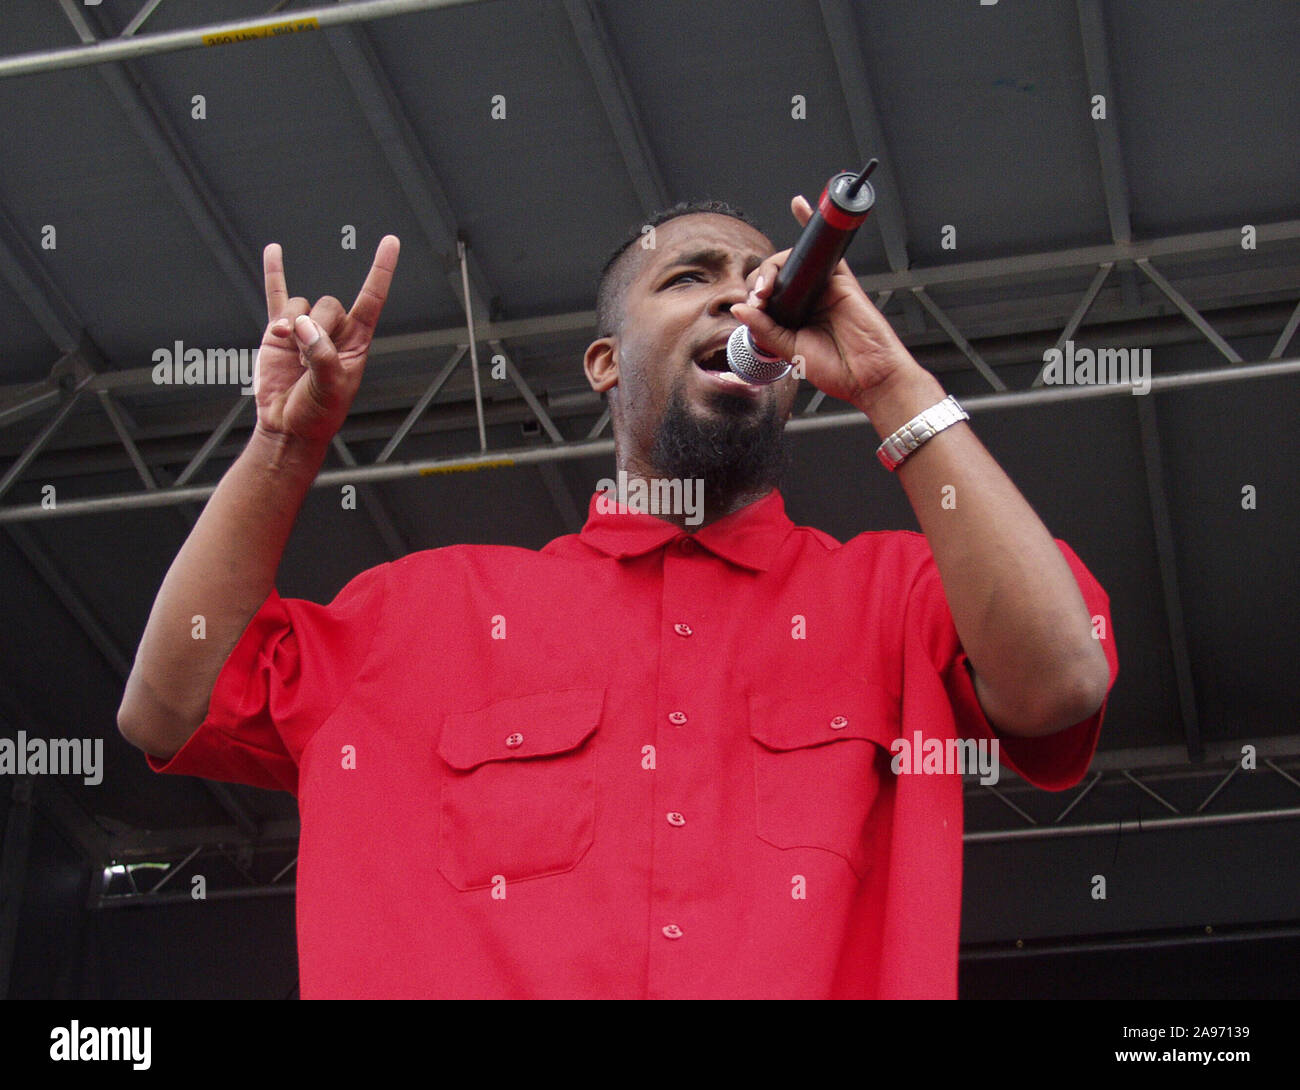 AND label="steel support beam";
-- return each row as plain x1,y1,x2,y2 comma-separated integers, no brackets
314,18,577,537
322,217,1300,359
170,399,249,488
1075,0,1133,246
96,390,159,490
3,218,1296,410
966,805,1300,844
58,3,424,559
93,789,1300,902
963,920,1300,960
459,242,489,451
563,0,669,215
1030,263,1112,387
0,199,83,354
1135,395,1202,761
322,6,495,316
0,373,92,503
489,340,565,445
109,818,301,861
0,383,62,431
817,0,925,333
120,0,169,39
330,434,410,558
1136,258,1243,363
0,0,489,80
1075,0,1140,310
298,13,579,541
1271,298,1300,360
911,288,1007,390
2,355,1296,522
375,346,469,463
490,338,587,531
100,884,297,909
56,0,264,330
